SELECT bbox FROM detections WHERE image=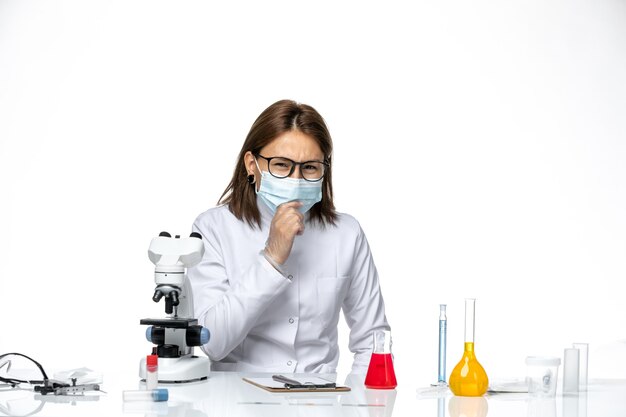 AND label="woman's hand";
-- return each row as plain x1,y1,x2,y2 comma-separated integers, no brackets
265,201,304,265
